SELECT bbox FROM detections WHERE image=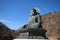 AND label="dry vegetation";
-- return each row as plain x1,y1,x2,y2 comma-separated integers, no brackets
42,12,60,38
